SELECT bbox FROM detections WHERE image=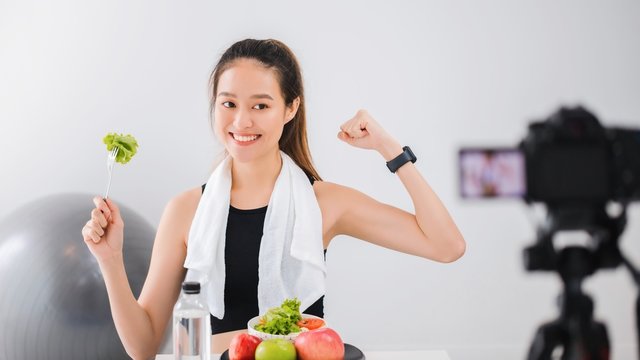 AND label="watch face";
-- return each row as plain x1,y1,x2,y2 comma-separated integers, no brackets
403,147,416,162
